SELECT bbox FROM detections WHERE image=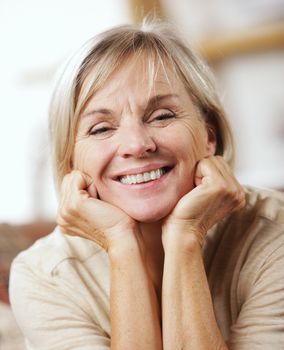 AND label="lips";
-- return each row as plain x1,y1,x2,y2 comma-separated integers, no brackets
115,166,172,185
